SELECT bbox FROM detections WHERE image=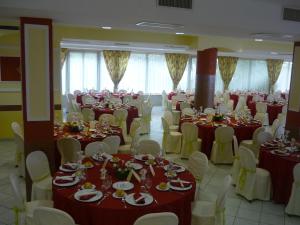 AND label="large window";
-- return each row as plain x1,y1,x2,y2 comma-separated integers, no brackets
62,50,196,95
